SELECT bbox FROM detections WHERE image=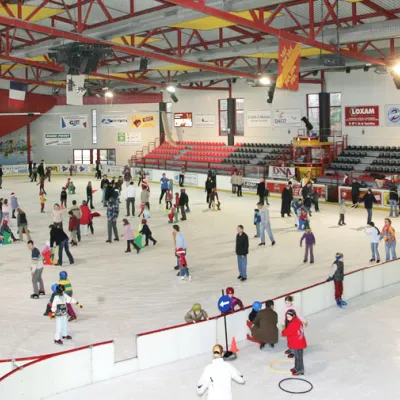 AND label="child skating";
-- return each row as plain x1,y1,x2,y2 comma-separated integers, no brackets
122,219,140,254
176,247,191,281
365,222,381,263
60,187,67,208
139,218,157,246
37,175,47,195
253,208,261,238
50,284,83,345
68,211,79,246
58,271,77,321
1,199,10,223
40,191,46,213
165,189,172,210
300,228,316,263
327,252,347,308
10,192,19,219
226,287,244,312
